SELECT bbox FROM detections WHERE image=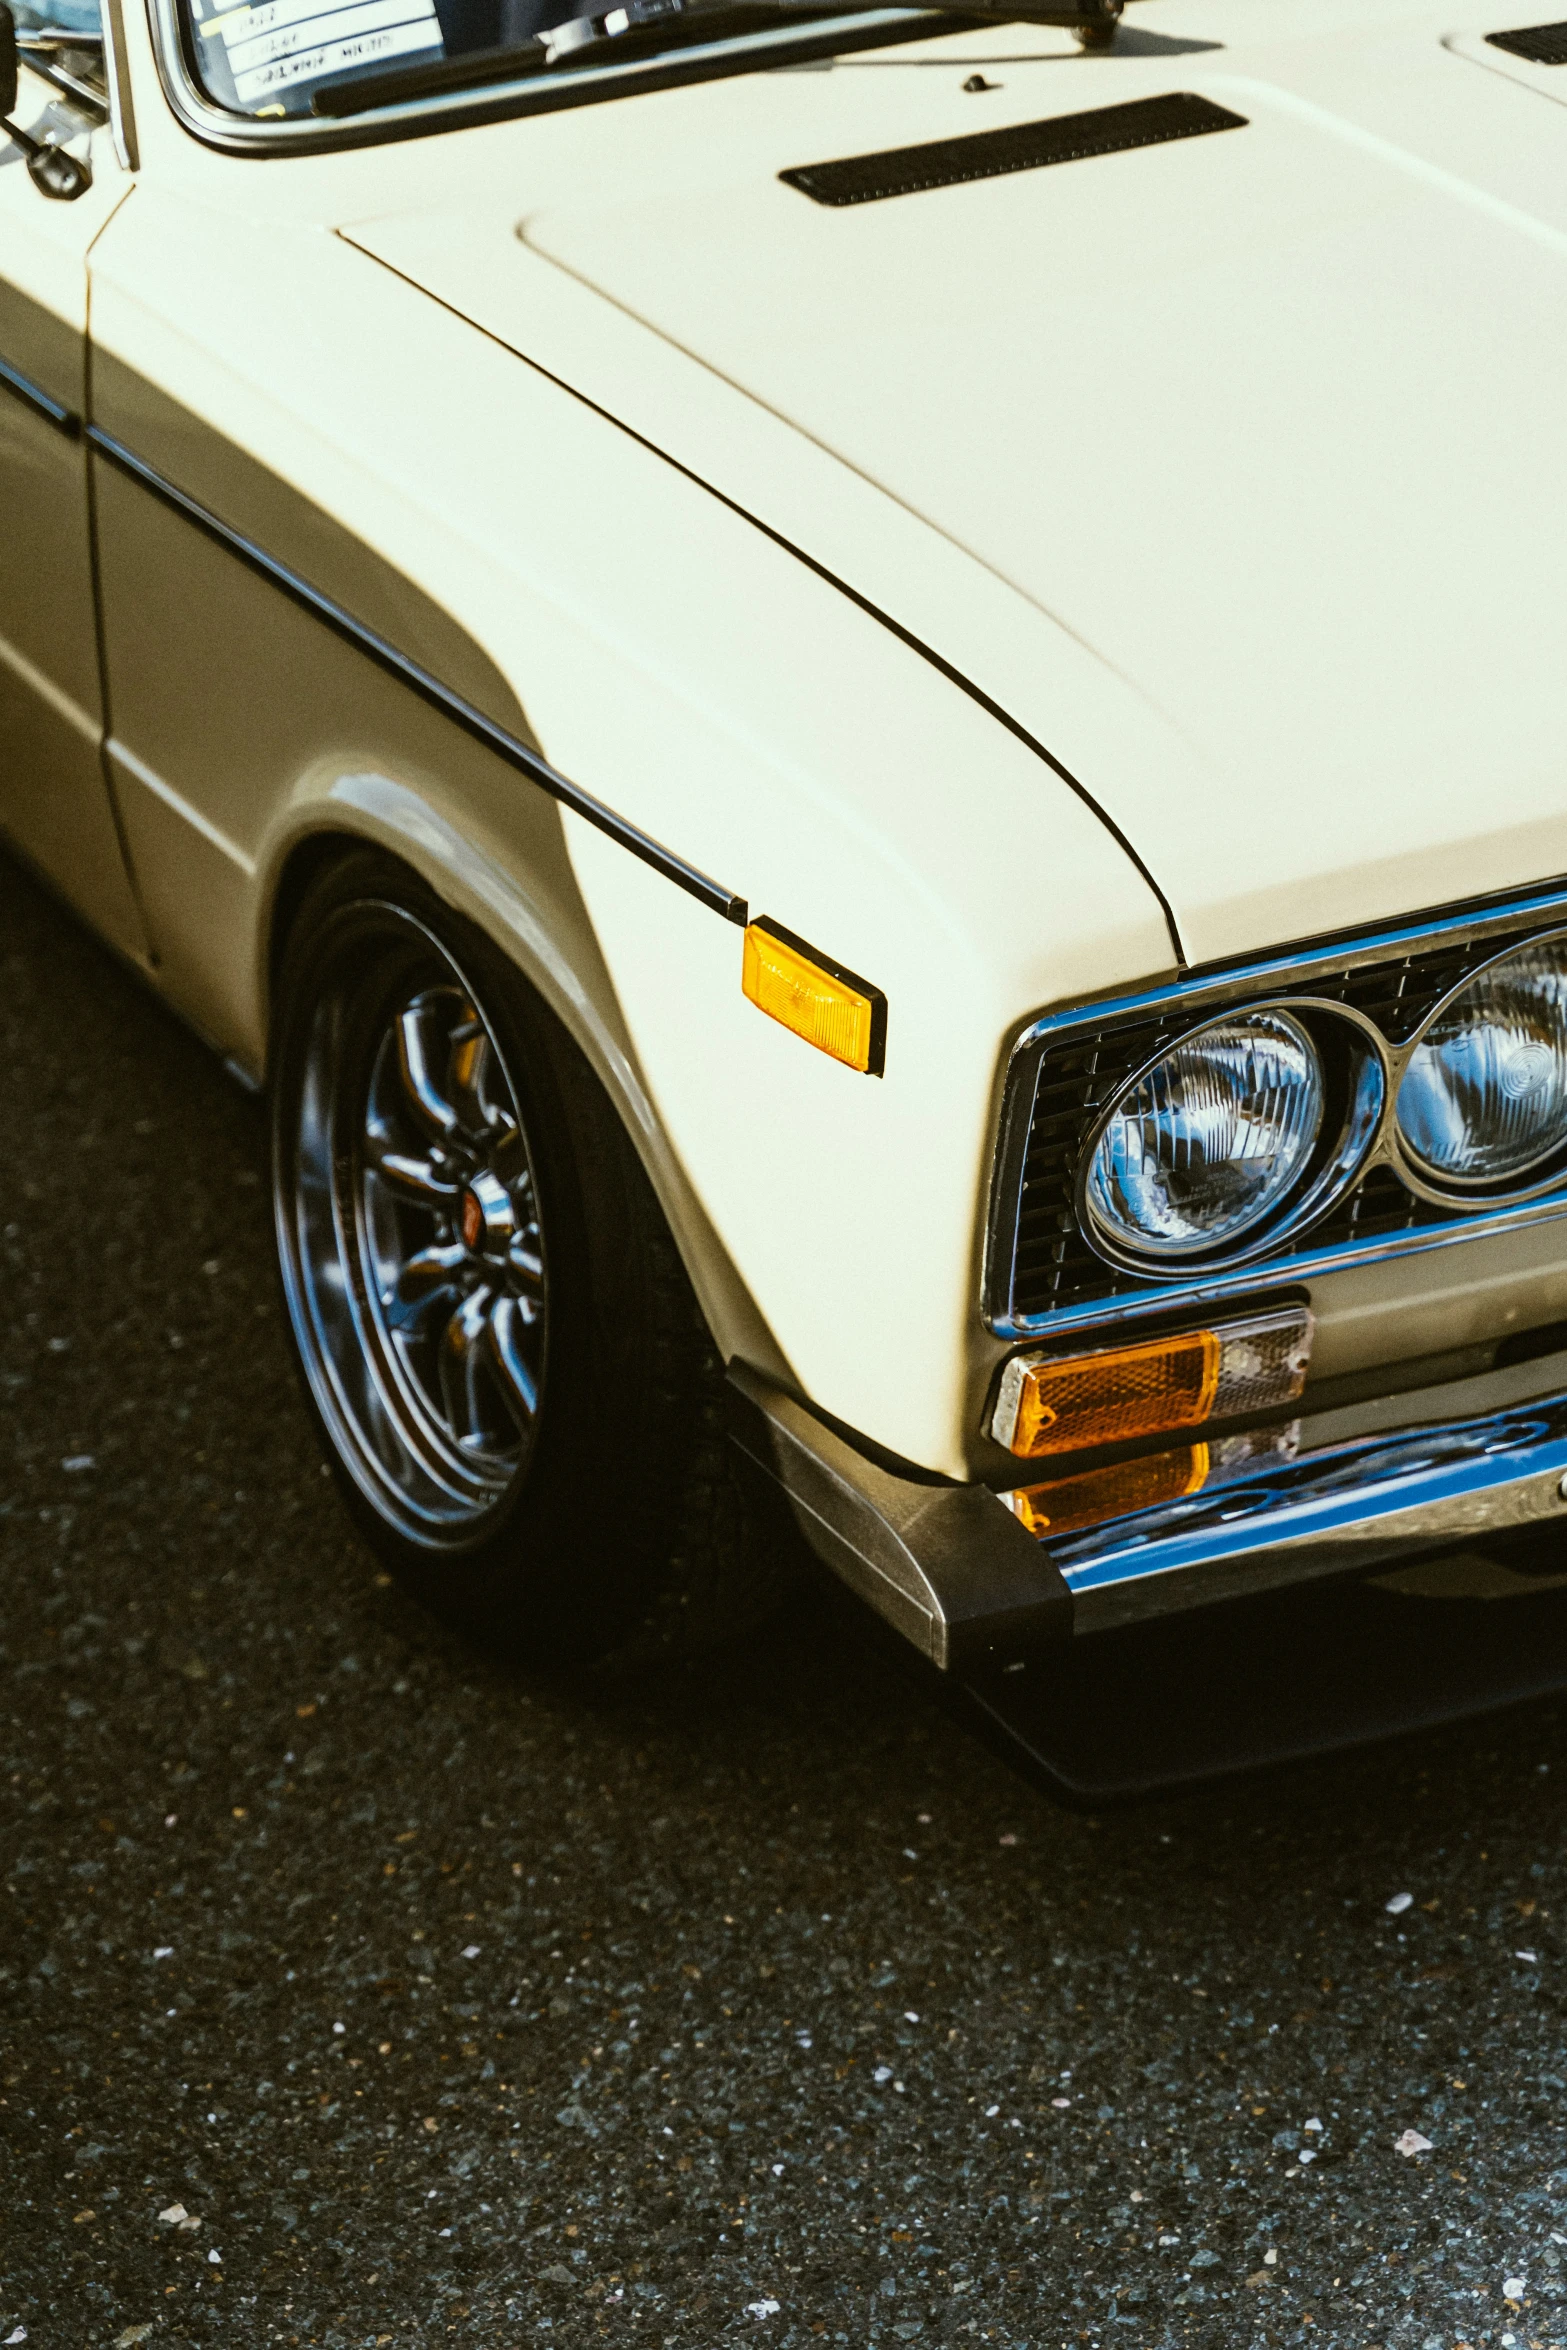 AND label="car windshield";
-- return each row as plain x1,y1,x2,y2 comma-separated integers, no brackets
171,0,1110,130
180,0,572,118
171,0,1023,125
